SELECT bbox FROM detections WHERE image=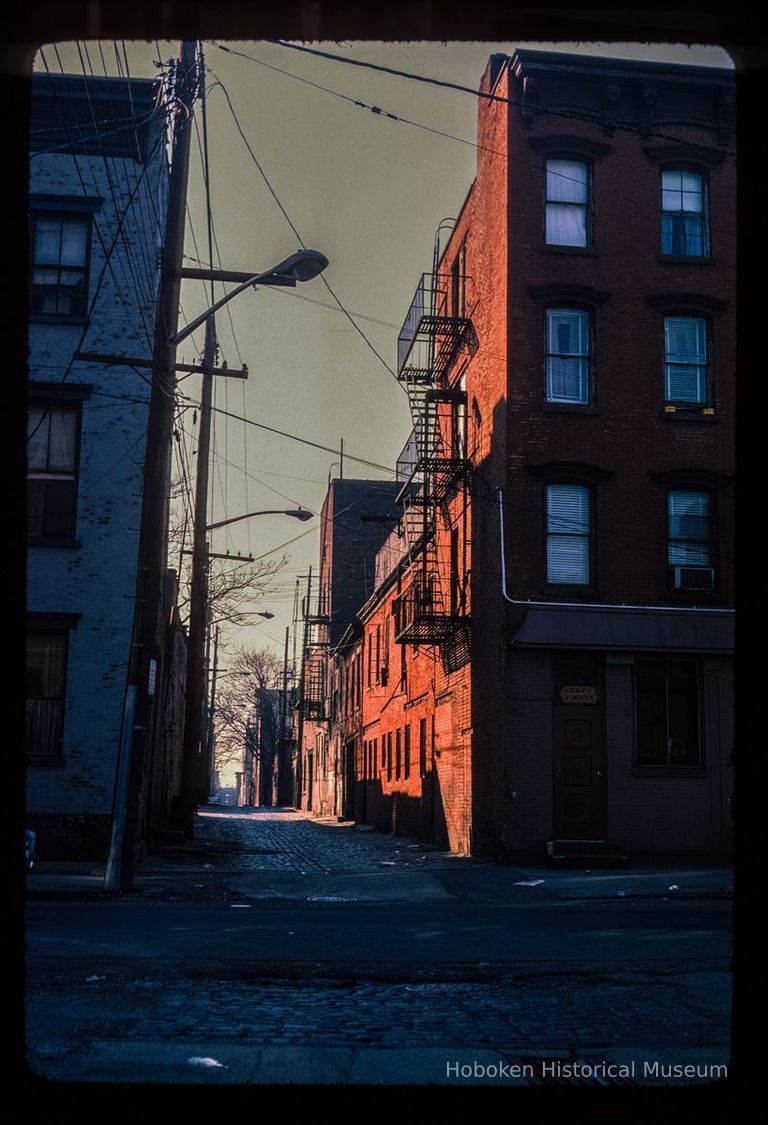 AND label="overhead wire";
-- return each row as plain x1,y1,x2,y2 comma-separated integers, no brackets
74,43,158,351
209,70,403,390
29,51,168,444
207,40,735,227
258,39,736,159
